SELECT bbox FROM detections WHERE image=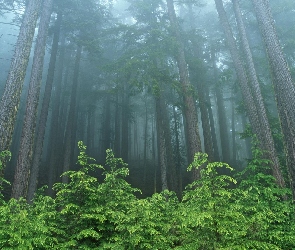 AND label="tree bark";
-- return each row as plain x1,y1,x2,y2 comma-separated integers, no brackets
11,0,53,199
0,0,41,154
